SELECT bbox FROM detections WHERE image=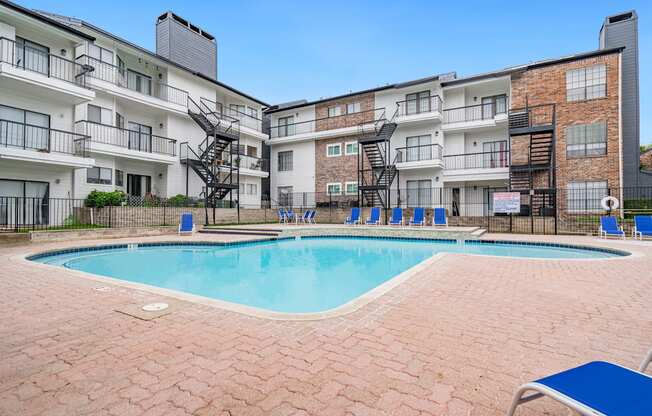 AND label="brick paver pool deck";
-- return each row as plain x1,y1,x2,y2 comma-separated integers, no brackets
0,232,650,415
